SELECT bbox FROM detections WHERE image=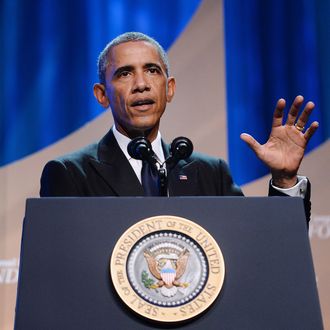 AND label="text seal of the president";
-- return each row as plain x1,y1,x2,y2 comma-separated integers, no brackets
110,215,225,322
